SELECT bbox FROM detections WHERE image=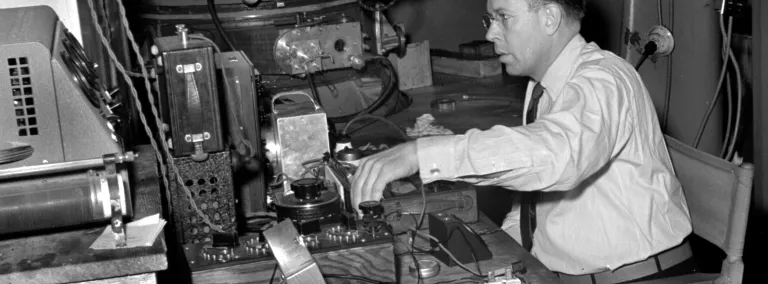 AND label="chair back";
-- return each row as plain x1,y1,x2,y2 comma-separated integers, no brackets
665,135,753,283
